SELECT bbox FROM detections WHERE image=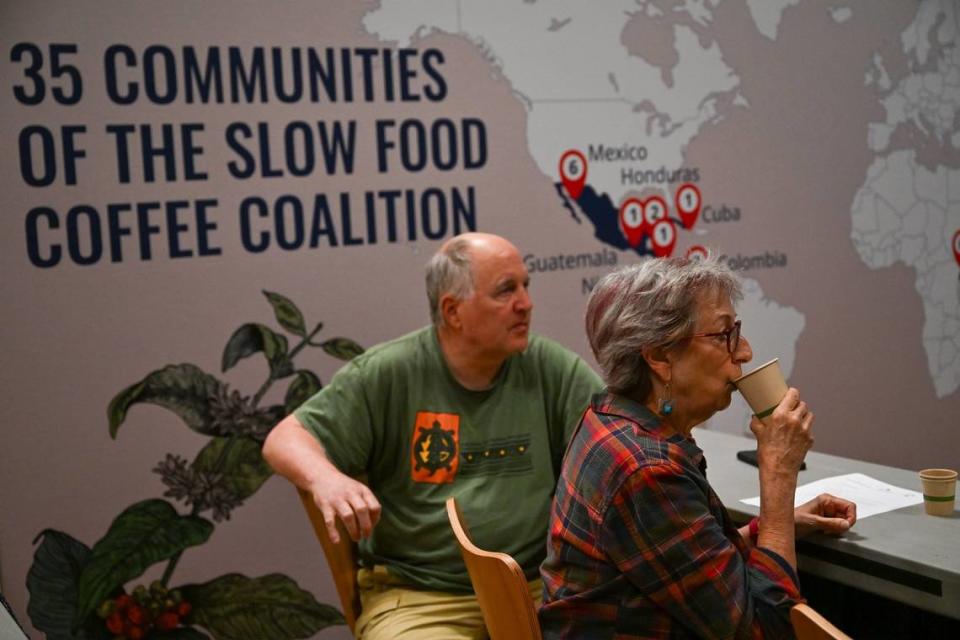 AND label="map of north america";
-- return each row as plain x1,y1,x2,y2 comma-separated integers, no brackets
364,0,959,407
